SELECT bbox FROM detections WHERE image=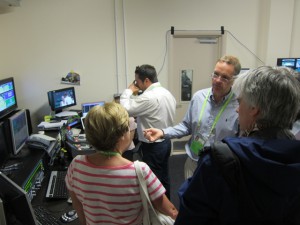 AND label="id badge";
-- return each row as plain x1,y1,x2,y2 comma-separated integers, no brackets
191,133,207,155
191,140,204,155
